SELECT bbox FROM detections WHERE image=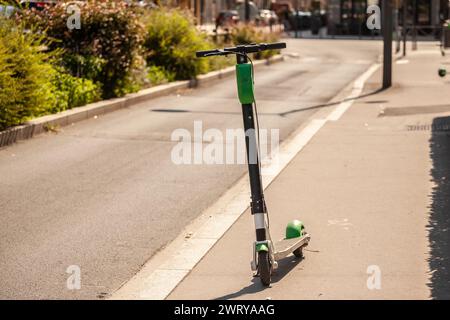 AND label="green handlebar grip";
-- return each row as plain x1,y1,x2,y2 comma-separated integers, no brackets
236,63,255,104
